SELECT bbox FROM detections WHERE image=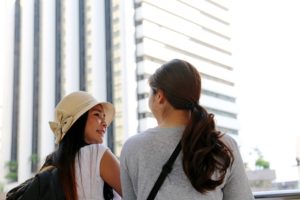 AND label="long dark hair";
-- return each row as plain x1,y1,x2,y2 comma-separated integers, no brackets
149,59,234,193
55,112,88,200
